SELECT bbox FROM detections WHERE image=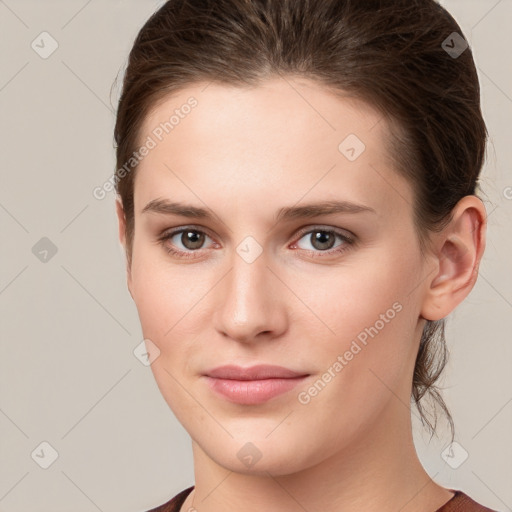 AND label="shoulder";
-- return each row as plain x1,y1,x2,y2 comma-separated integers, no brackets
142,486,499,512
143,486,195,512
437,489,499,512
